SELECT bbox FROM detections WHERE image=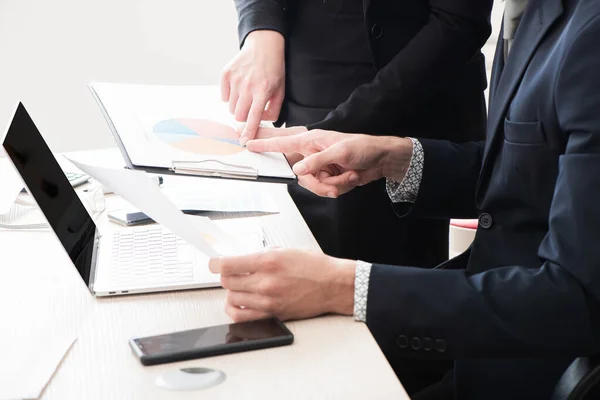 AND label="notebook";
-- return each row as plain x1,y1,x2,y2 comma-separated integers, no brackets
89,82,297,184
